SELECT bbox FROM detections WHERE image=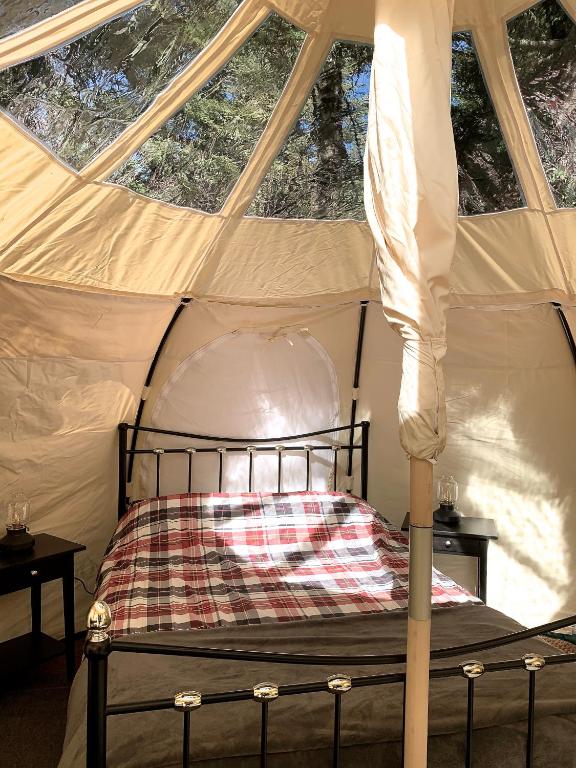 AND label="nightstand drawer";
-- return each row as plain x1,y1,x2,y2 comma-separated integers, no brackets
0,557,66,596
433,536,469,555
